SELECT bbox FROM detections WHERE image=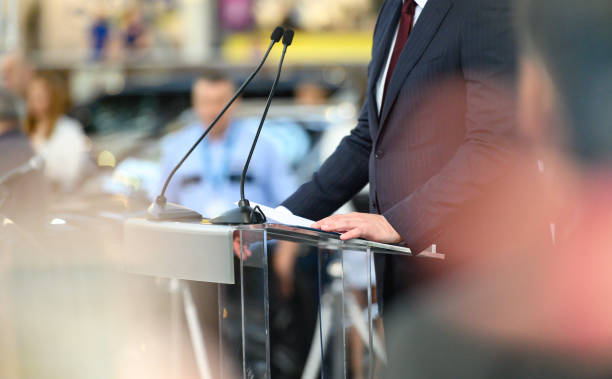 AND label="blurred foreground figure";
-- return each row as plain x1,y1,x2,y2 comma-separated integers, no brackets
0,87,44,229
385,1,612,377
24,73,89,192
